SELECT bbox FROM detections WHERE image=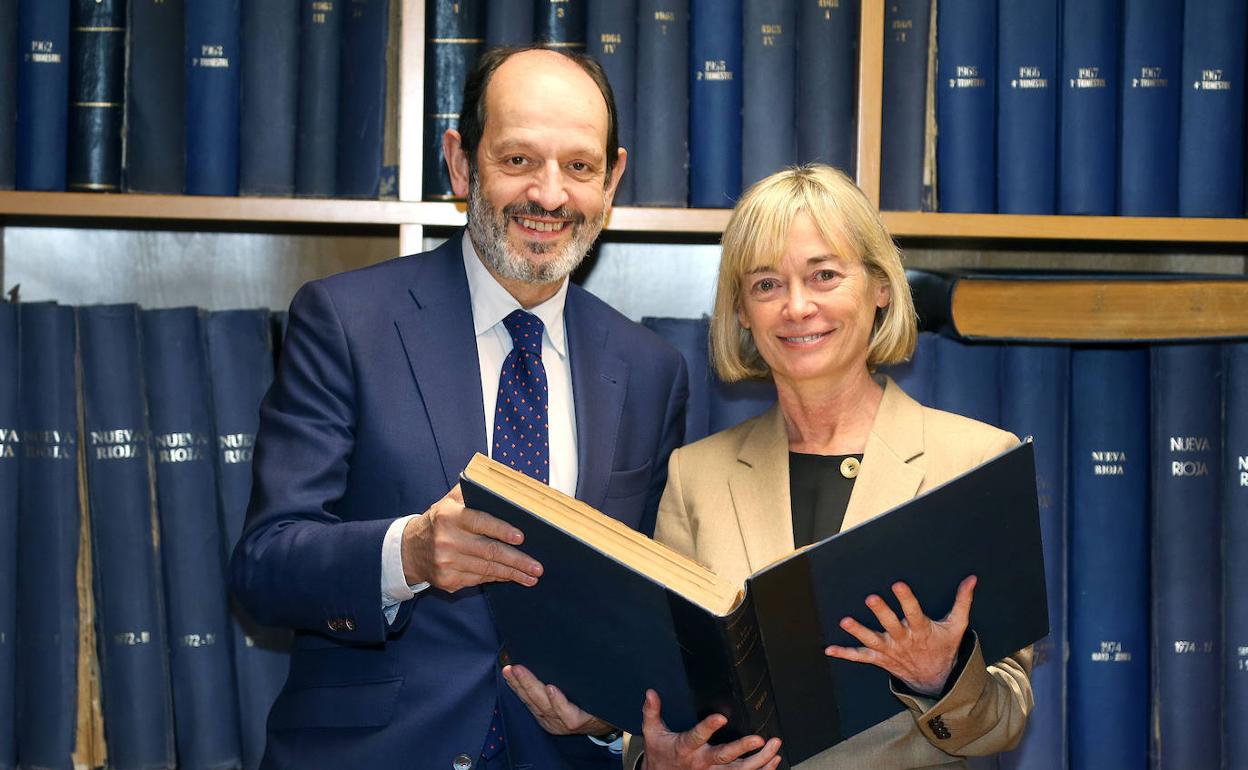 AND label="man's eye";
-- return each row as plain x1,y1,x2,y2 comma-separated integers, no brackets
569,161,588,172
507,156,526,166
